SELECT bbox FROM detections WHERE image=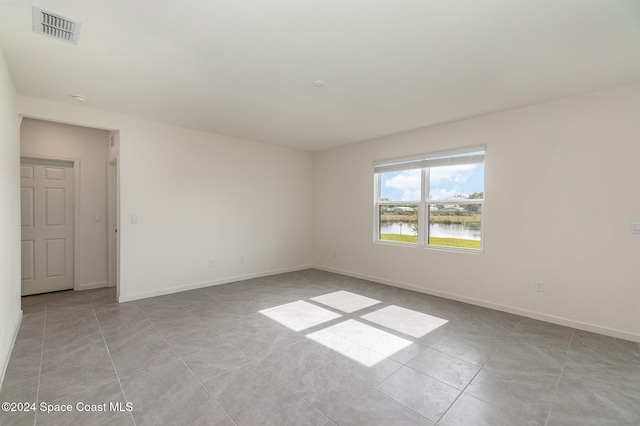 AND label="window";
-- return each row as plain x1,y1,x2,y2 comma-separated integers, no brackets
374,147,485,251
